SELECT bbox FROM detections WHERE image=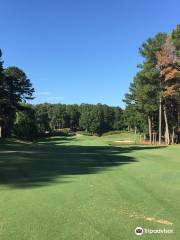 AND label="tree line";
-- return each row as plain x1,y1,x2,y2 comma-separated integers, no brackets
124,24,180,144
34,103,124,136
2,102,124,139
